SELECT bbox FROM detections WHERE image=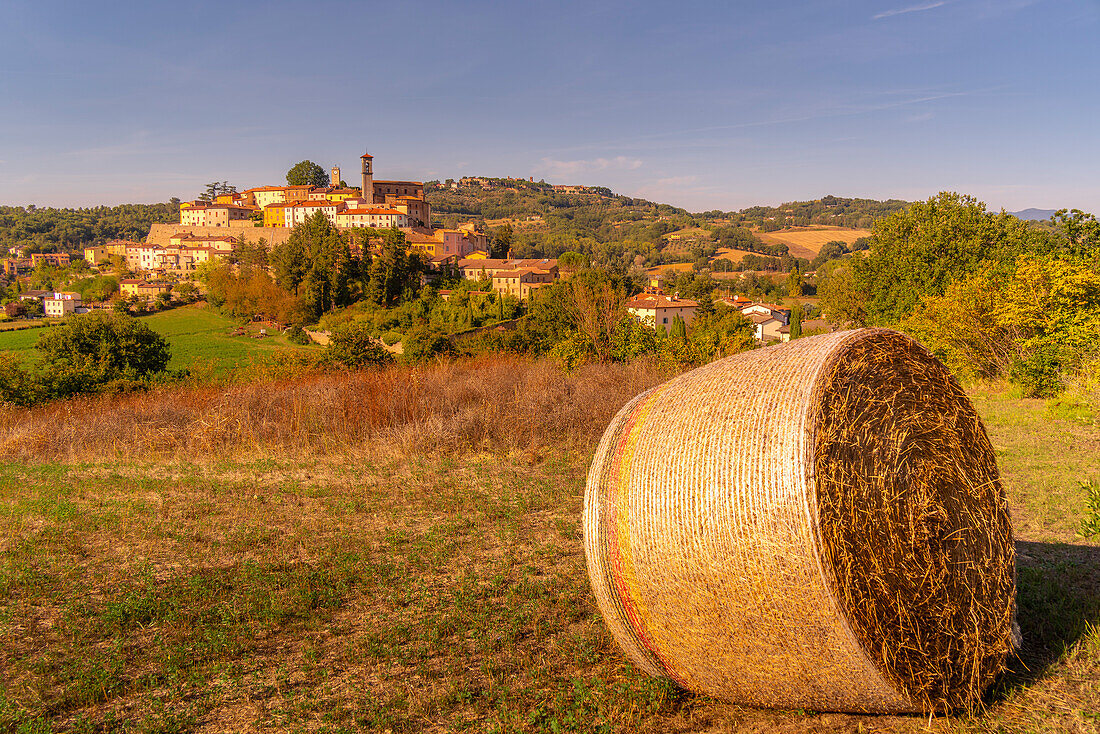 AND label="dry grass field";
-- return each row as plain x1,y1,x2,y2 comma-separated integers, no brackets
1,358,1098,733
756,227,872,260
646,262,695,278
